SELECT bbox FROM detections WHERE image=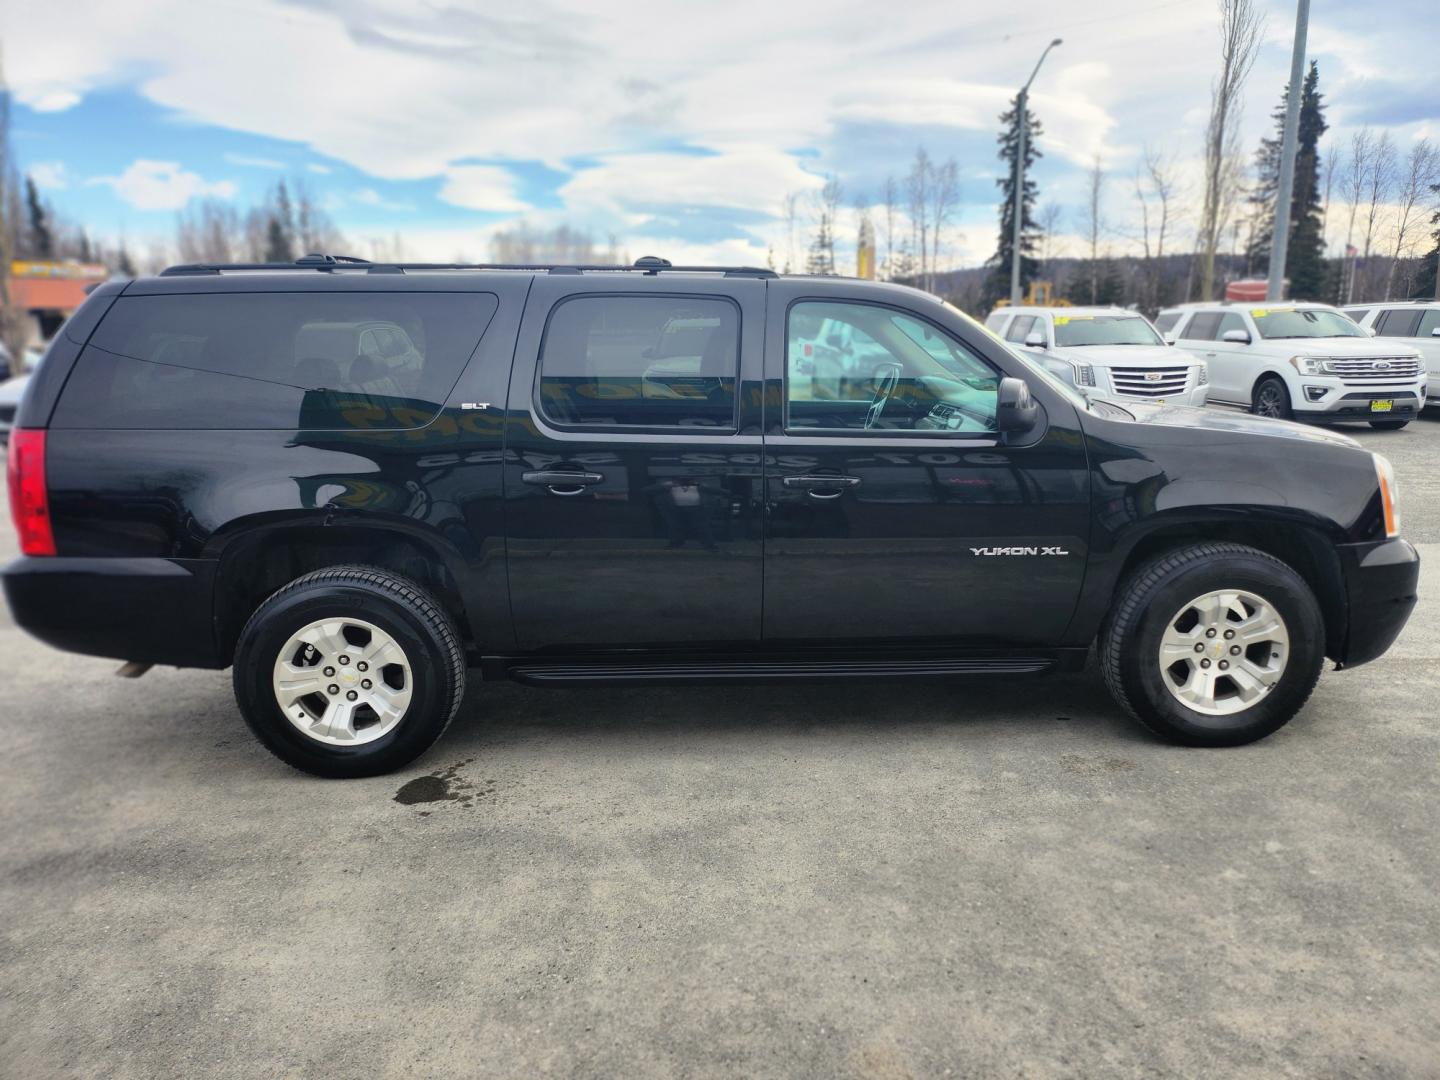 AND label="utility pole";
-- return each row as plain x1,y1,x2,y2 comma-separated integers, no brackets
1010,38,1062,305
1266,0,1310,302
